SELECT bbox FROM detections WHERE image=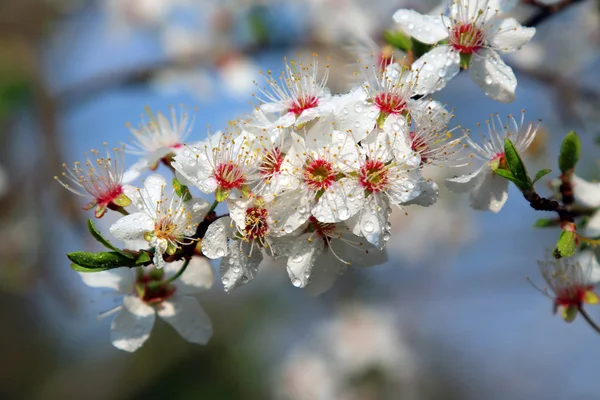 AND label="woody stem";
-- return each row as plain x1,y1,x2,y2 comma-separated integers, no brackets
578,306,600,335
